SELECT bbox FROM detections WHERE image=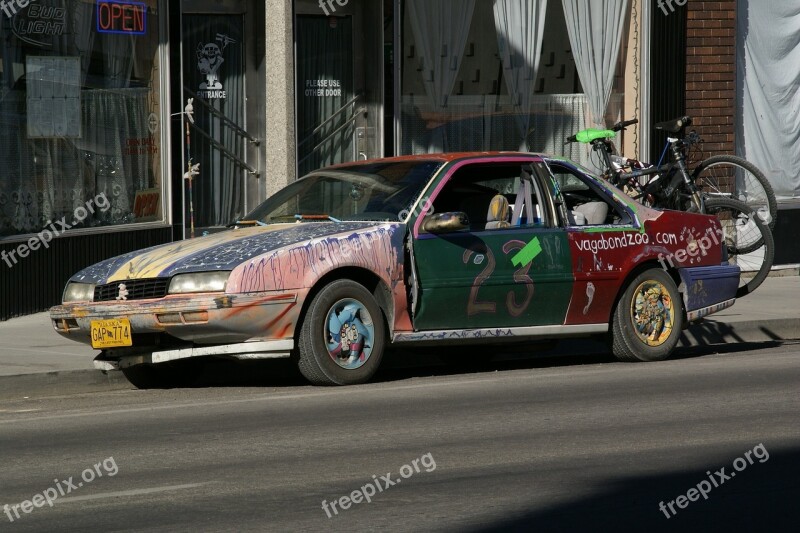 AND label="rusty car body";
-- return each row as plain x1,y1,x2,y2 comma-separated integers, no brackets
50,153,740,386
